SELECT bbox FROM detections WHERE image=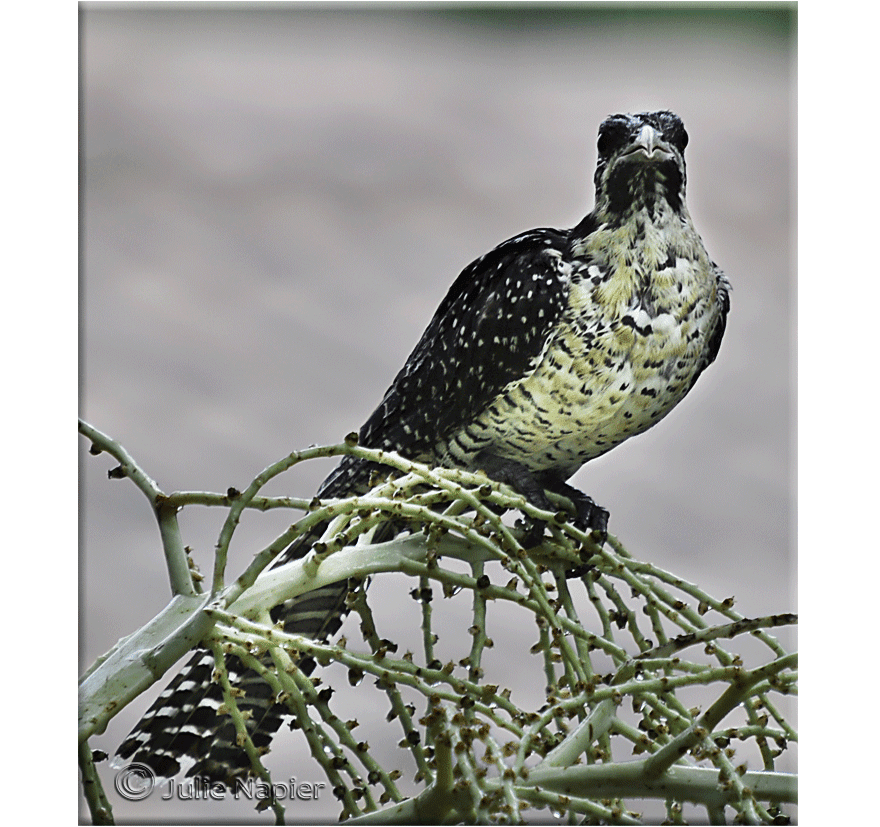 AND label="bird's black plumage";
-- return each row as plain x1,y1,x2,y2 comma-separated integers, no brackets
116,110,730,785
360,229,571,459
